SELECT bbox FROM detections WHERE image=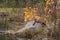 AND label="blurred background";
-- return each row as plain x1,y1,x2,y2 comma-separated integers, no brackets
0,0,60,40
